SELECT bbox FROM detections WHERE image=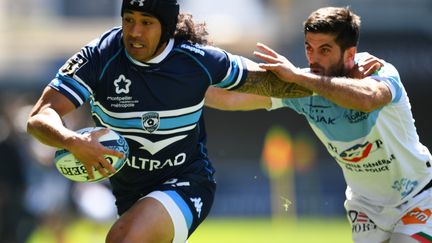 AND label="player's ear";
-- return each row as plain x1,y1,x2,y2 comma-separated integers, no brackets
344,46,356,62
